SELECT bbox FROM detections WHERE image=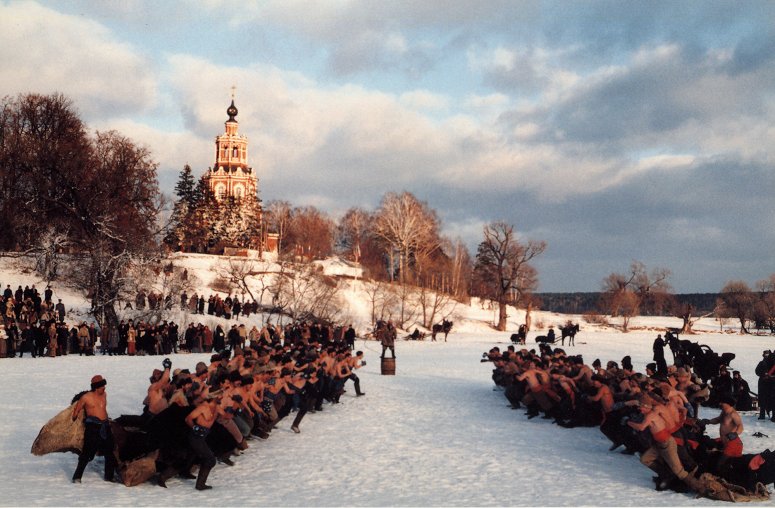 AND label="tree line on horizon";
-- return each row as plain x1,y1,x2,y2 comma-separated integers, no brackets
1,92,772,334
